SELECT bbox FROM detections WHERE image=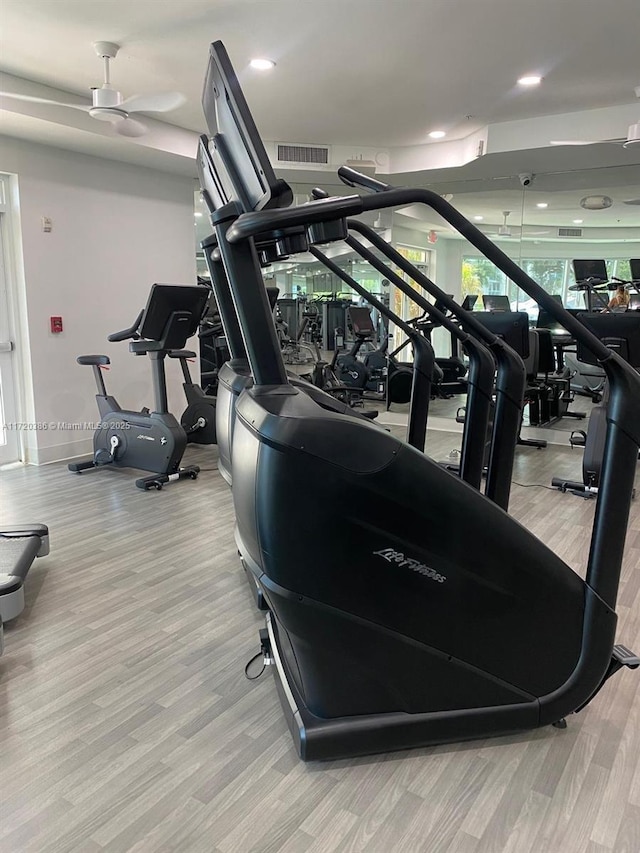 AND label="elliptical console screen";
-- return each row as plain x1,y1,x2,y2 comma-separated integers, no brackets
630,259,640,281
573,259,607,283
